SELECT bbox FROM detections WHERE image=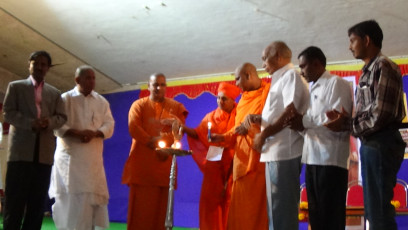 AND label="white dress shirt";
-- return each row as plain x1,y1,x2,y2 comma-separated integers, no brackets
260,63,310,162
302,71,353,169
